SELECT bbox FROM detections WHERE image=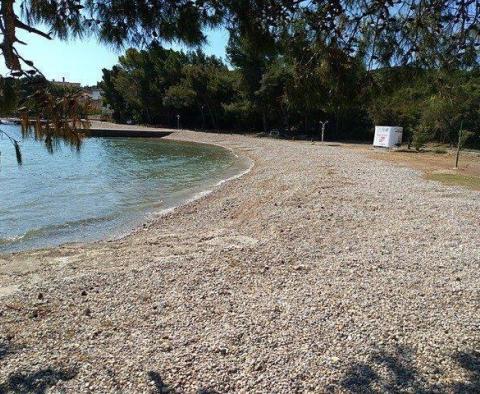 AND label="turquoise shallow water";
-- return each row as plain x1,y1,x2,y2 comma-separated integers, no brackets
0,125,248,253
